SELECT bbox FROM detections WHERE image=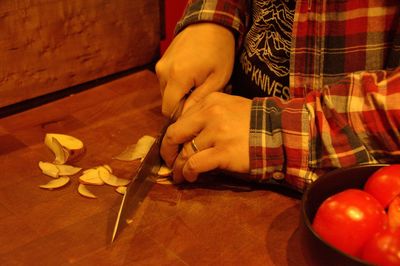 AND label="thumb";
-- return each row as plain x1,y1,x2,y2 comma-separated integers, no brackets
183,73,224,113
